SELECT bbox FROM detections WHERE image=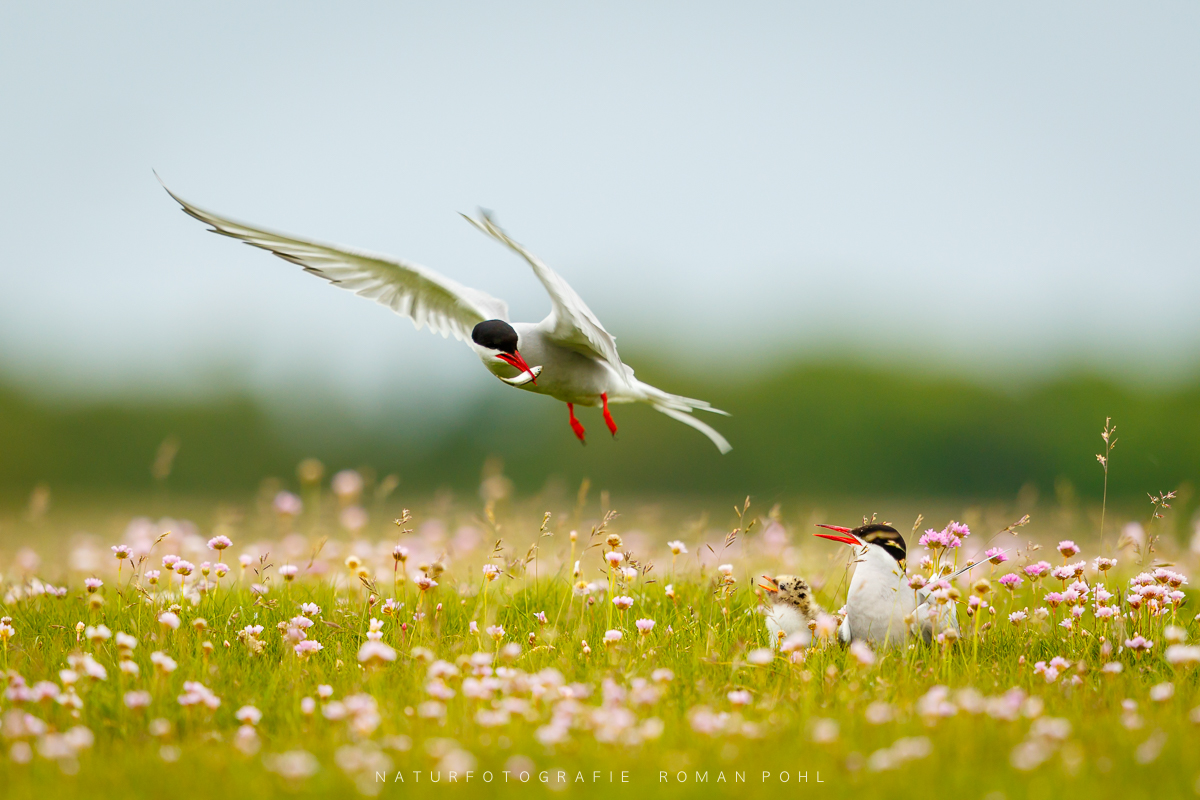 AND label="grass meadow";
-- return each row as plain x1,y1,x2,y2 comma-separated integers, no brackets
0,473,1196,800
